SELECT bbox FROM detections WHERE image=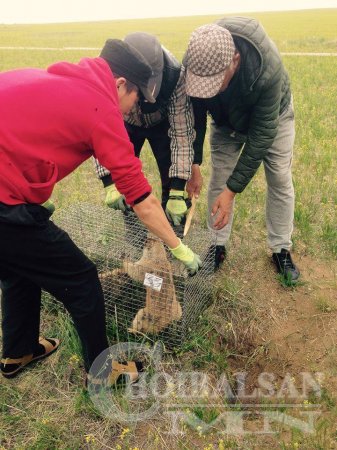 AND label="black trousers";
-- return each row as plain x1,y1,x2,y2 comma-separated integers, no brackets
0,204,108,372
126,120,171,208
